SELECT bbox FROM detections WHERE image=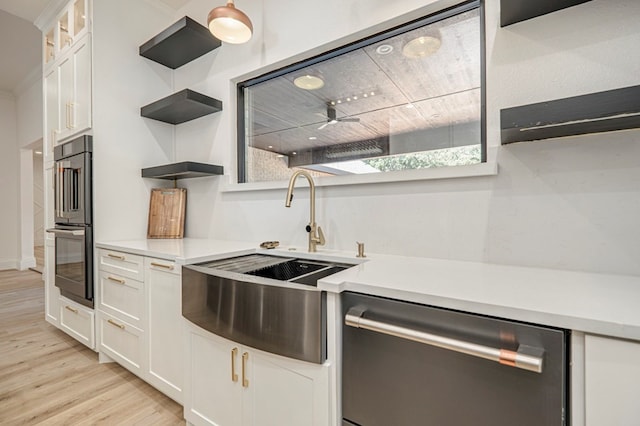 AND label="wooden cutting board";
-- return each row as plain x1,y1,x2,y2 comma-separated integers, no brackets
147,188,186,239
